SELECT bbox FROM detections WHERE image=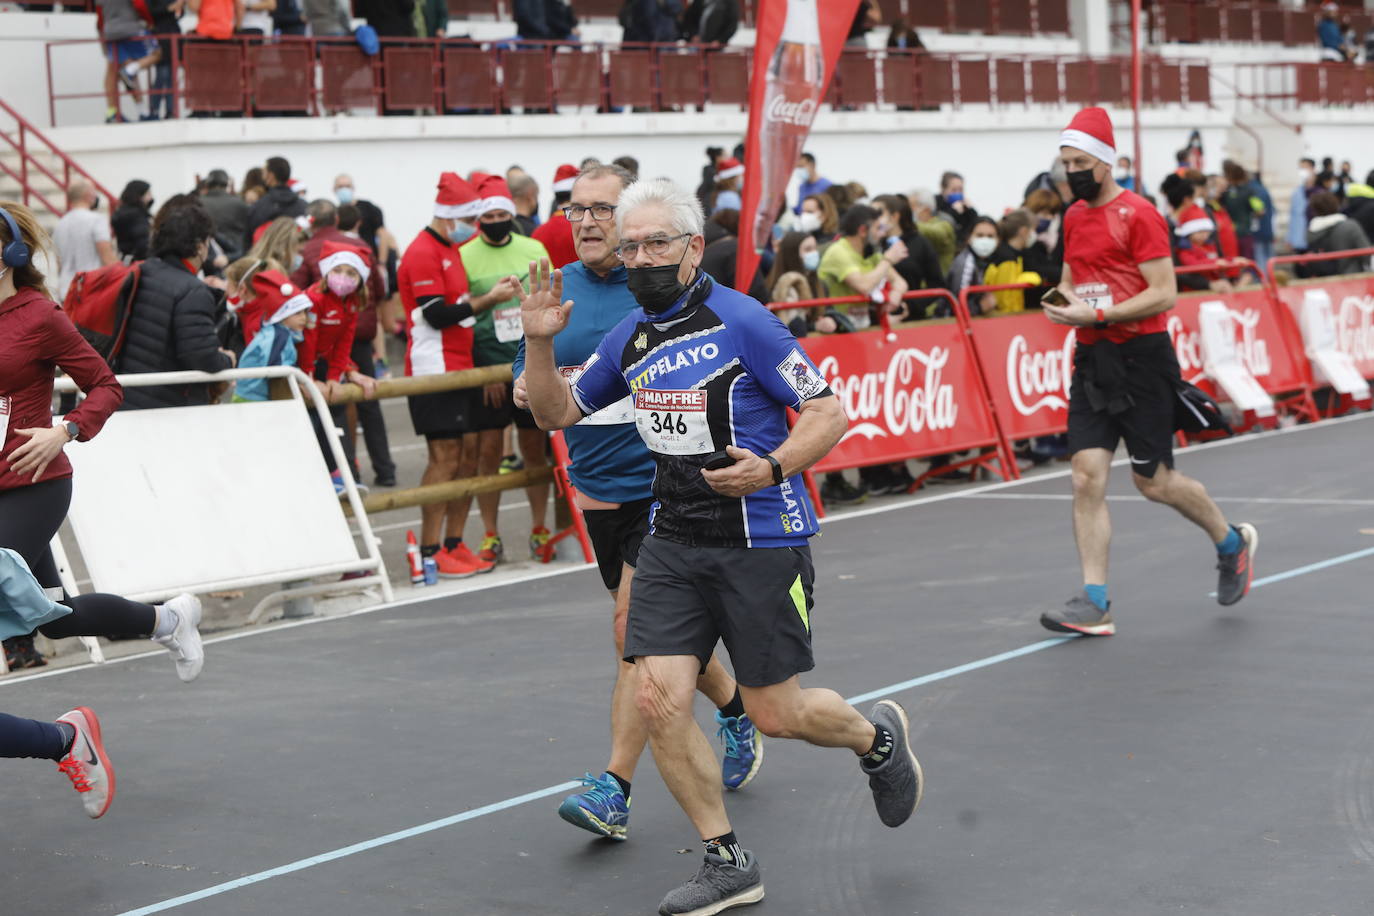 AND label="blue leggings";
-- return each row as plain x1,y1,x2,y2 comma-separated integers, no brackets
0,712,66,760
